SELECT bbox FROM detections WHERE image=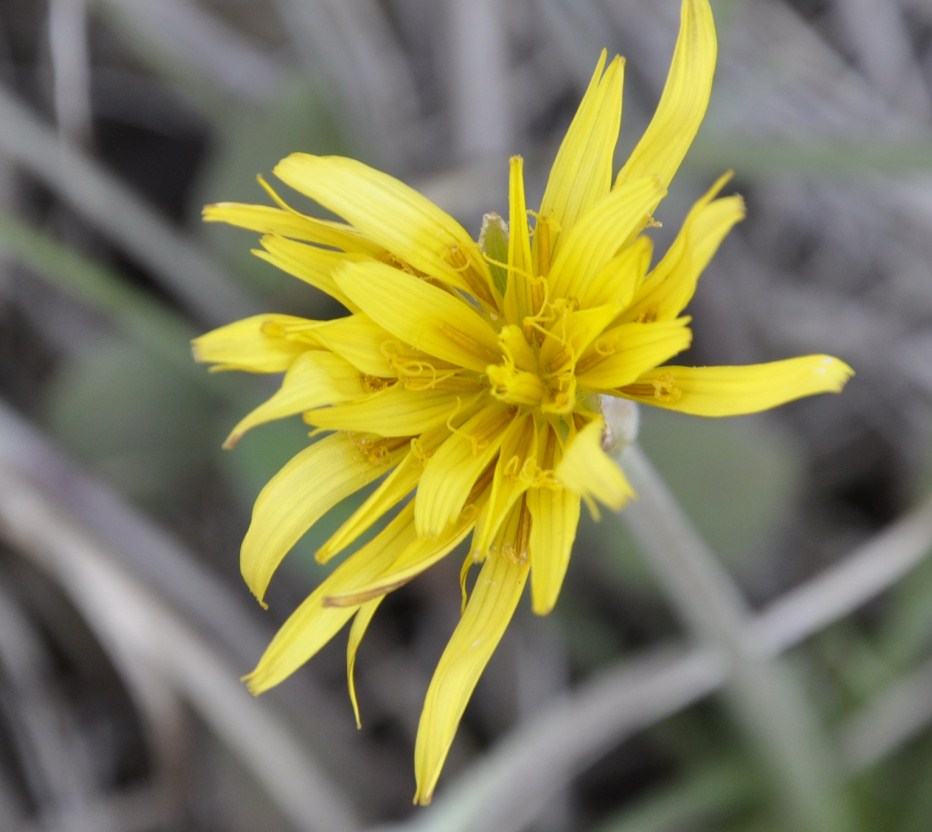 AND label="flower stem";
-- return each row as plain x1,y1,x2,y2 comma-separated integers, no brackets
616,443,857,832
